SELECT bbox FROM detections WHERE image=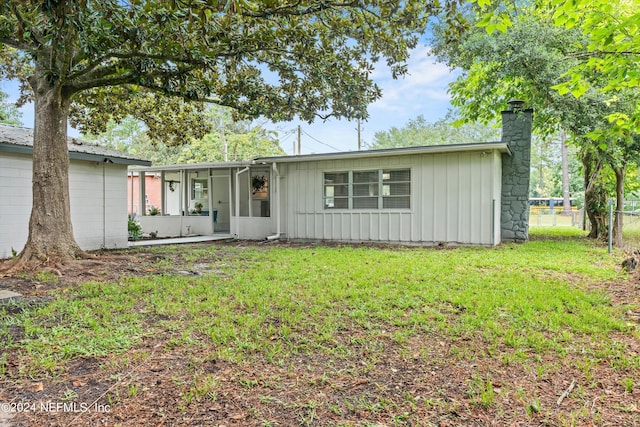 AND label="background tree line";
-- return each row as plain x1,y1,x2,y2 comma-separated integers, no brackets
82,105,285,165
427,0,639,247
369,112,586,208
